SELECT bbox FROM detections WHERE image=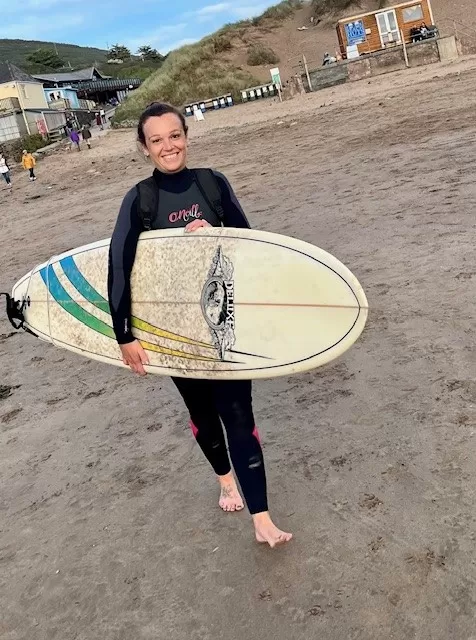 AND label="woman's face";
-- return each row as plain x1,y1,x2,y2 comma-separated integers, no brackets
141,113,188,174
